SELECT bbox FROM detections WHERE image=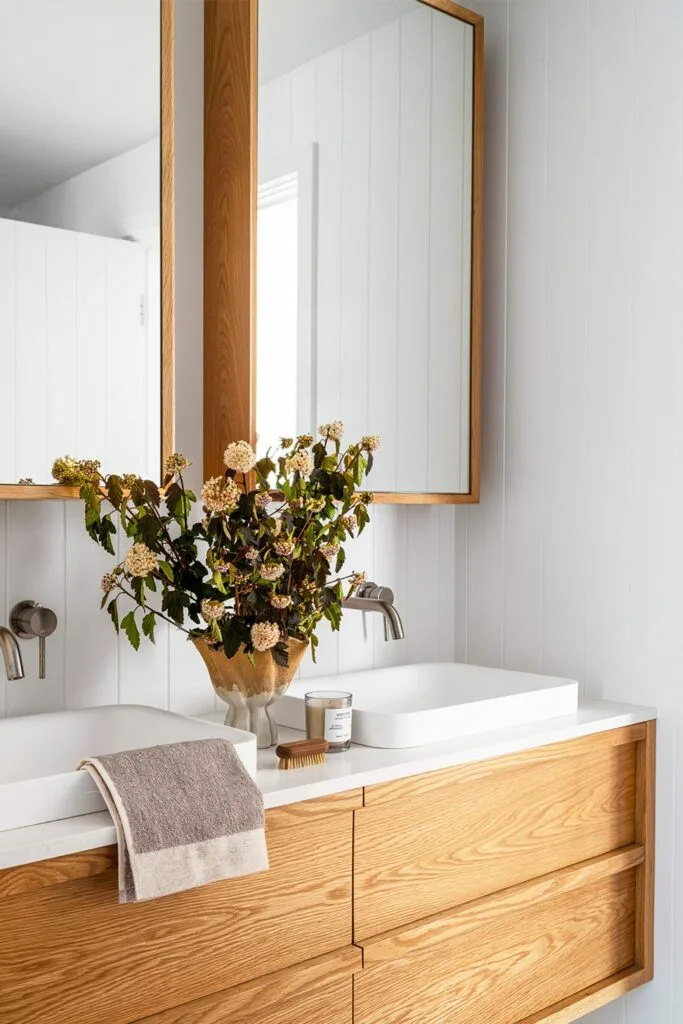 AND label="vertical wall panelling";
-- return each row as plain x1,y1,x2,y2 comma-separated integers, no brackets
5,502,66,715
0,502,6,717
396,7,432,495
464,0,508,670
46,230,78,463
367,20,400,494
0,220,16,484
14,224,47,482
64,502,119,709
463,1,683,1019
76,235,108,462
541,0,588,685
501,0,547,674
428,15,471,494
340,35,370,444
313,48,343,428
